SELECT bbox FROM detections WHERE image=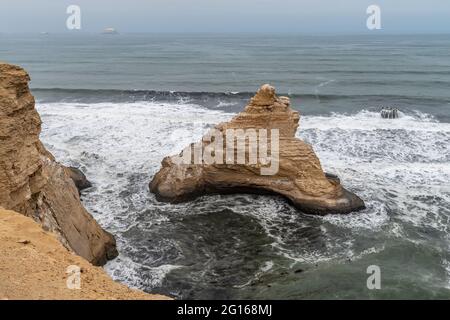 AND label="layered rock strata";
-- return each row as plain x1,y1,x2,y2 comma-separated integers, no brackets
150,84,365,215
0,63,117,265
